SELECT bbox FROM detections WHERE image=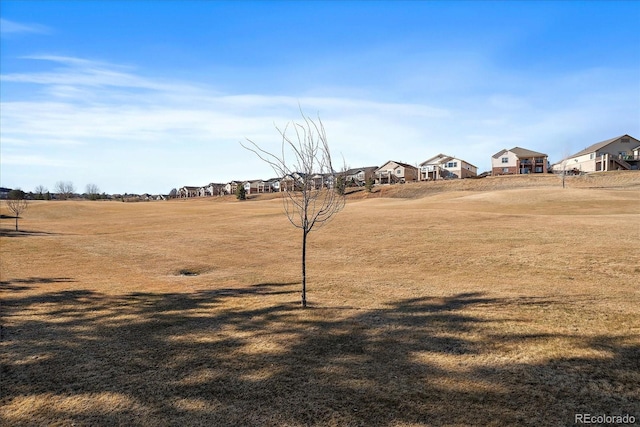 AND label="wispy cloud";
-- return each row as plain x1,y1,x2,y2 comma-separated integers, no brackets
0,18,50,35
2,55,194,93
